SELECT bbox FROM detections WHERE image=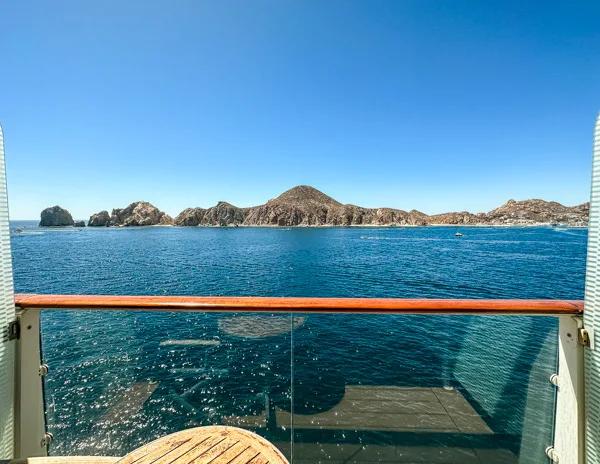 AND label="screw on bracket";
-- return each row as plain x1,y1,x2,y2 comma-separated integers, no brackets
578,327,594,349
40,432,53,448
8,320,20,340
546,446,559,463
